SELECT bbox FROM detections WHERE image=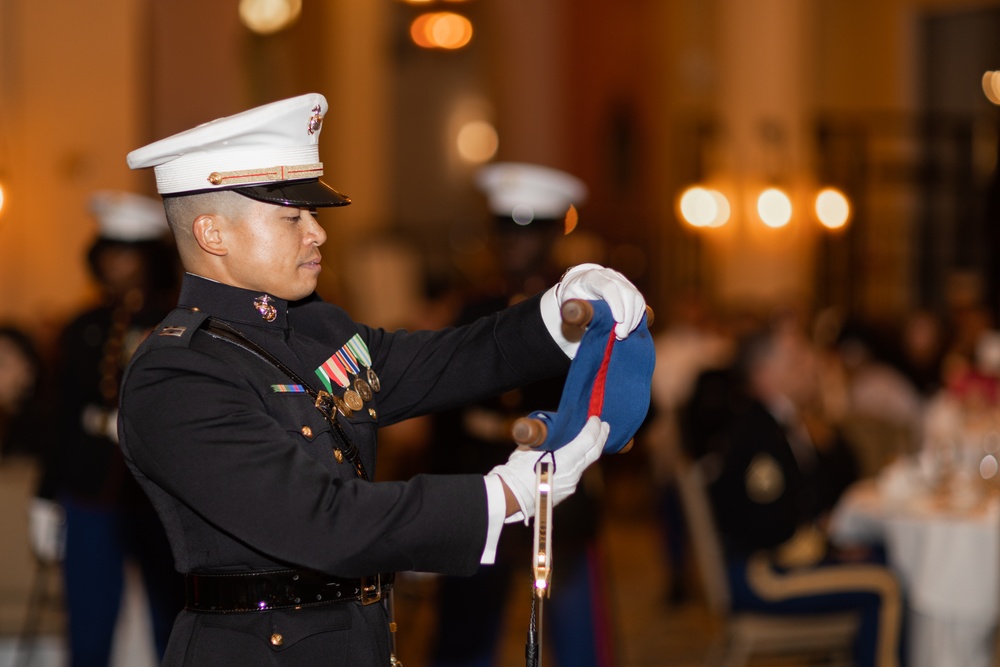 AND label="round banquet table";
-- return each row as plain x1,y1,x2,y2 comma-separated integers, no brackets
829,475,1000,667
